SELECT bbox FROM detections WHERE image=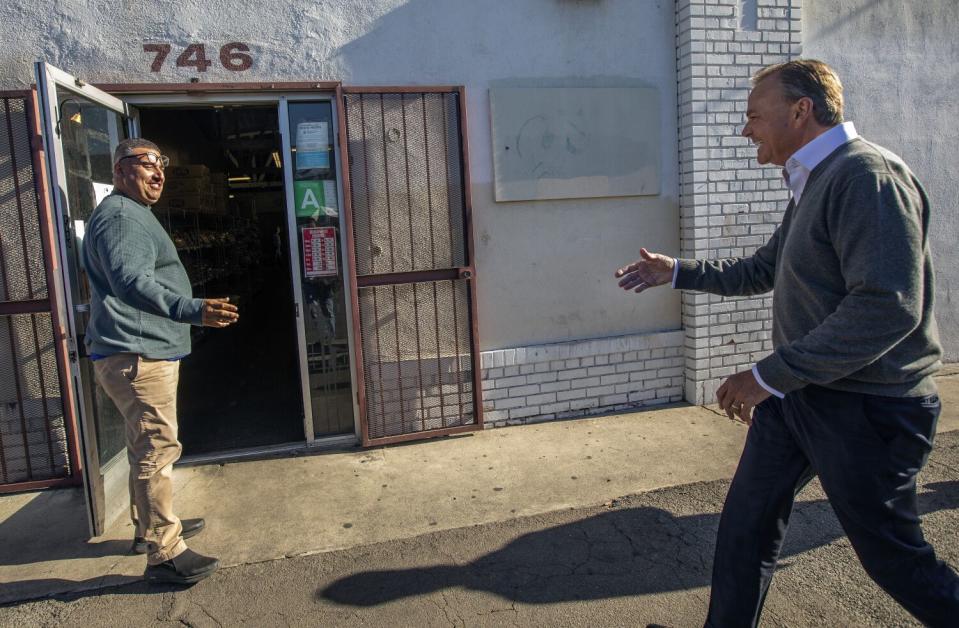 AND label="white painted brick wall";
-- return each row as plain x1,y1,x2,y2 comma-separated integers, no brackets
480,331,685,428
675,0,800,405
